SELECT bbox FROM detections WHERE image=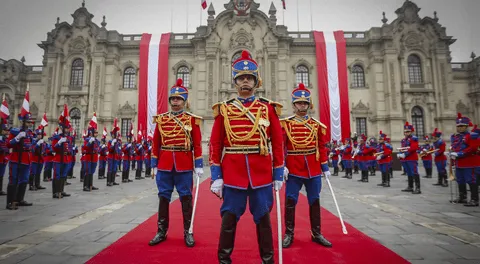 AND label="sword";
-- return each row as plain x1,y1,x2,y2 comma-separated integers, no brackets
324,174,348,235
188,173,201,234
275,189,283,264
